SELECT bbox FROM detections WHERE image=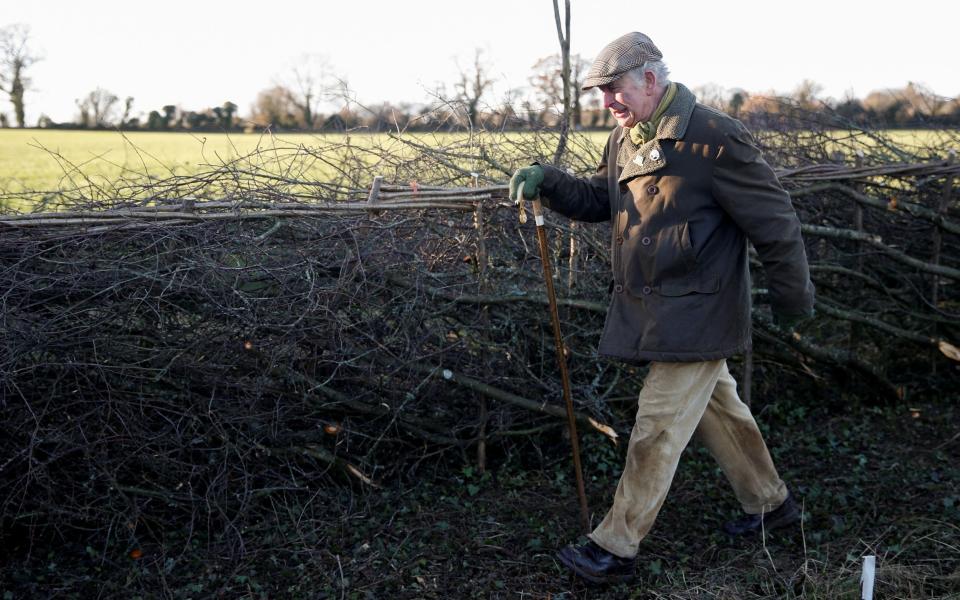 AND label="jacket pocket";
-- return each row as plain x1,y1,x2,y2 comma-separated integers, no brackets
662,221,697,274
659,274,720,296
624,222,696,295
